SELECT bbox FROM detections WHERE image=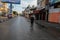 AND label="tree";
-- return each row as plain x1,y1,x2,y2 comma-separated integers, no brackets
13,11,18,15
